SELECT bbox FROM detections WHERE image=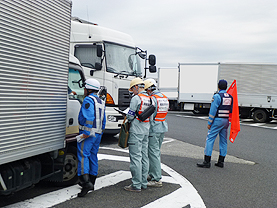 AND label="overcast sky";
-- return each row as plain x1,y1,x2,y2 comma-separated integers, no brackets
71,0,277,68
